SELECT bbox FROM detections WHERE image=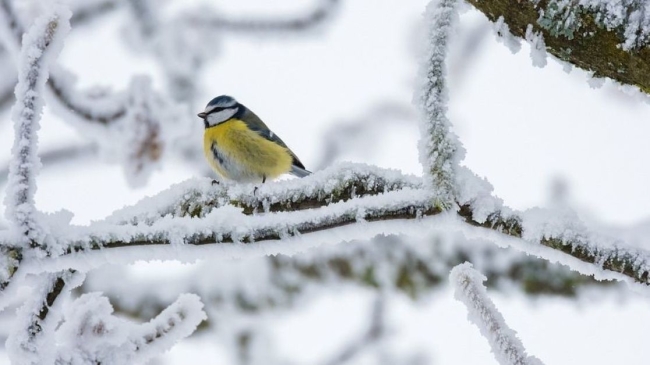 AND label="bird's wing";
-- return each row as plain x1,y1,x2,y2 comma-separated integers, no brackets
241,109,308,170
